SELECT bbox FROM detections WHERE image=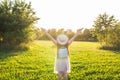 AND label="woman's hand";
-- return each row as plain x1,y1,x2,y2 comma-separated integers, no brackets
77,28,84,33
41,28,47,32
76,28,84,35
